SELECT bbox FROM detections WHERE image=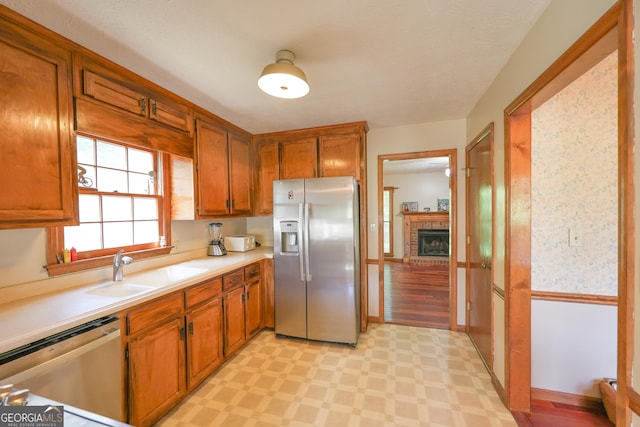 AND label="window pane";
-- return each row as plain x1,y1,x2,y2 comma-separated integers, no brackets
78,165,96,189
134,197,158,220
129,172,154,195
77,136,95,165
97,168,128,193
383,222,390,253
65,223,102,252
102,196,132,221
383,191,390,221
103,222,133,248
128,148,154,174
97,141,126,169
79,194,101,222
134,220,159,244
